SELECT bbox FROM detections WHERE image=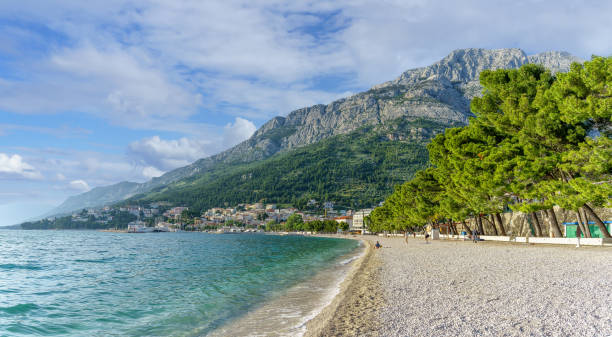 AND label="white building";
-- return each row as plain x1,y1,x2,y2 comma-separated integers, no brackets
334,215,353,228
351,209,373,233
